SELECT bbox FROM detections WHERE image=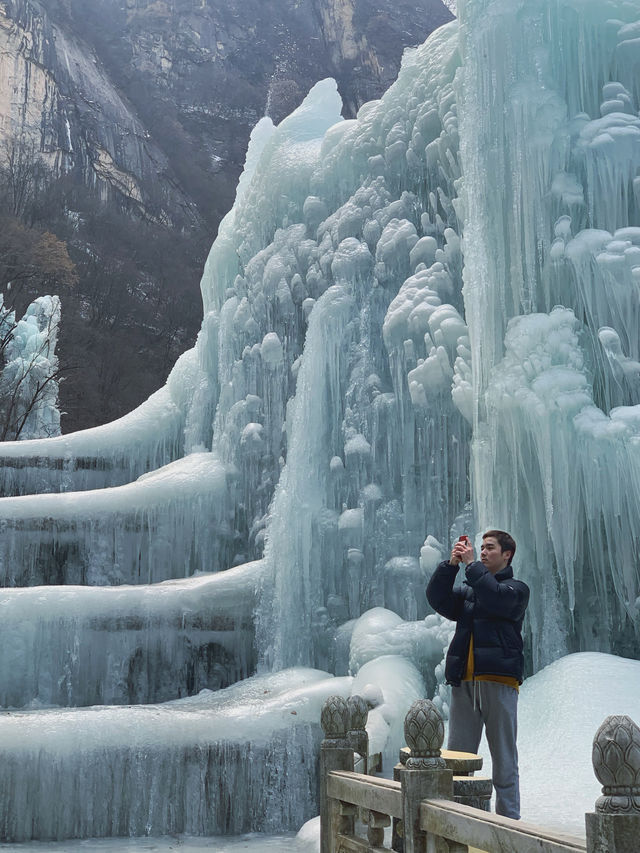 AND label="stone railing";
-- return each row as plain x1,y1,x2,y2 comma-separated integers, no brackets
319,697,640,853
